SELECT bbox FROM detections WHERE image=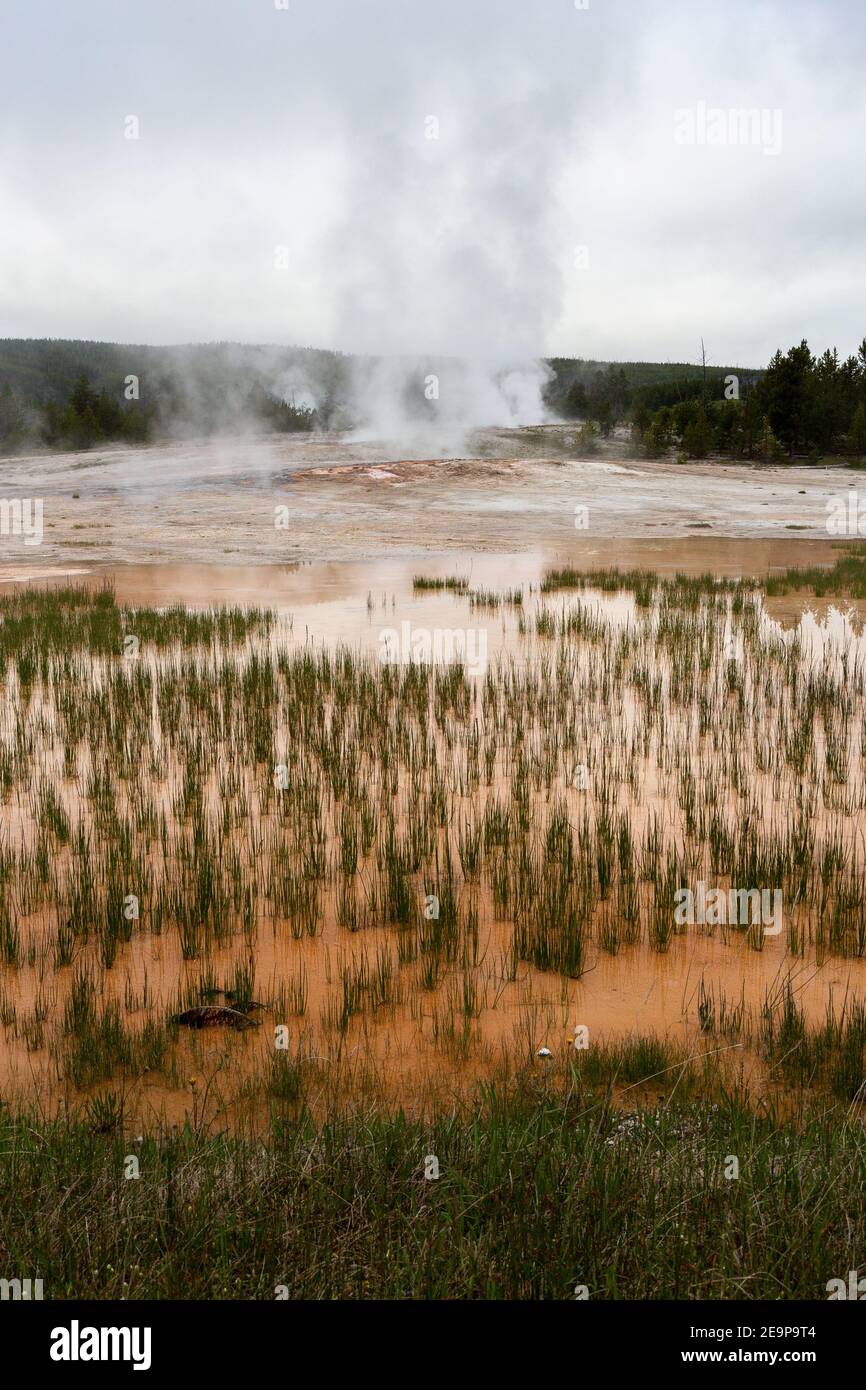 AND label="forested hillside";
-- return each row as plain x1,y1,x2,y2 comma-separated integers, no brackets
1,336,863,463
